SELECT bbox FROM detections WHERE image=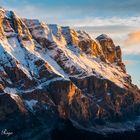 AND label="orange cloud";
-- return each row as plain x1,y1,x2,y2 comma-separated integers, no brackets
125,30,140,46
